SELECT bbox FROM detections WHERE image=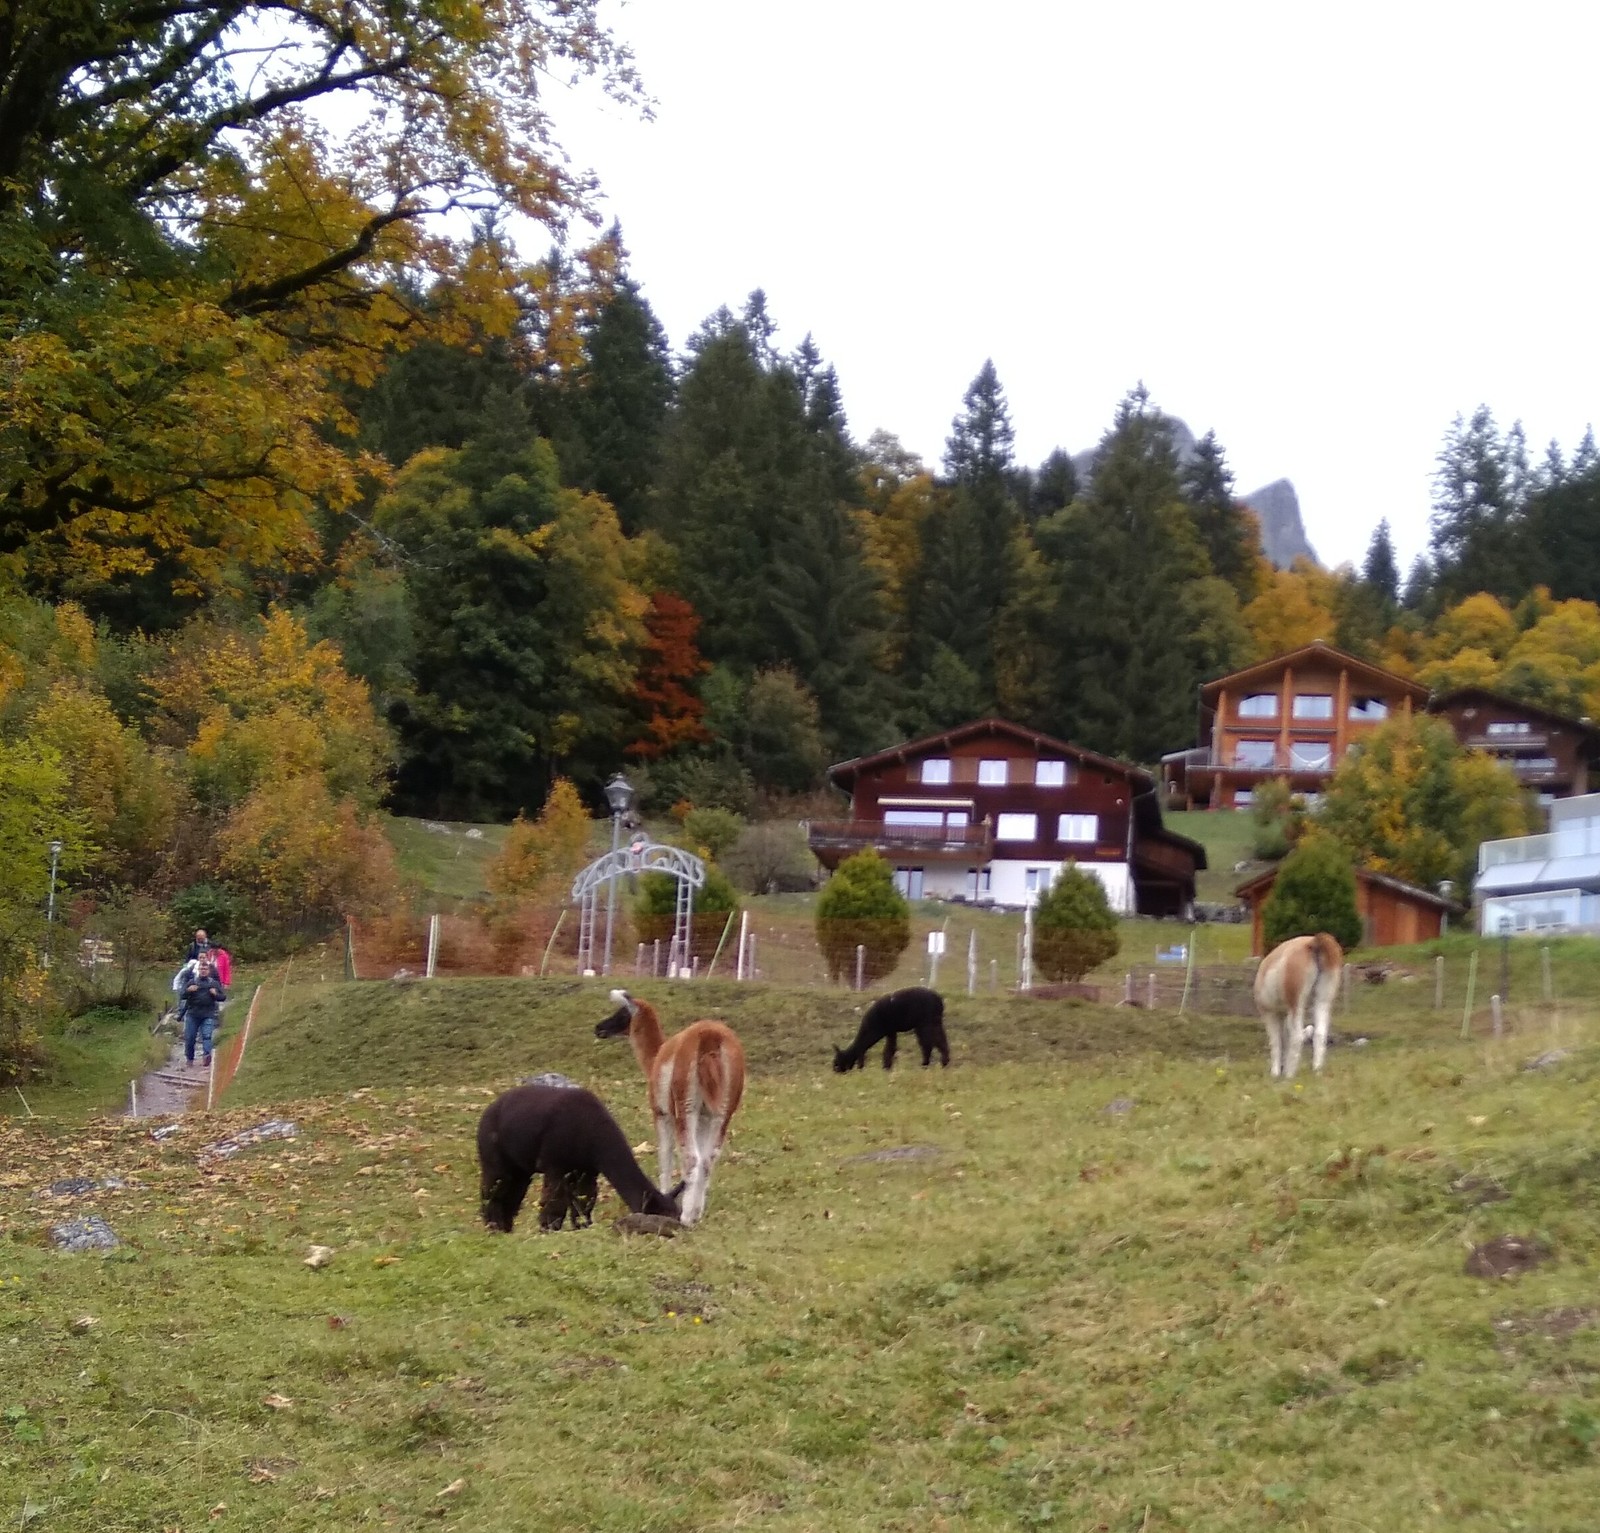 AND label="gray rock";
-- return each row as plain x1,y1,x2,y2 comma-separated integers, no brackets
201,1119,298,1161
844,1144,941,1164
1523,1049,1572,1071
35,1176,130,1199
521,1072,581,1090
1239,478,1319,569
1103,1097,1137,1117
50,1215,121,1252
